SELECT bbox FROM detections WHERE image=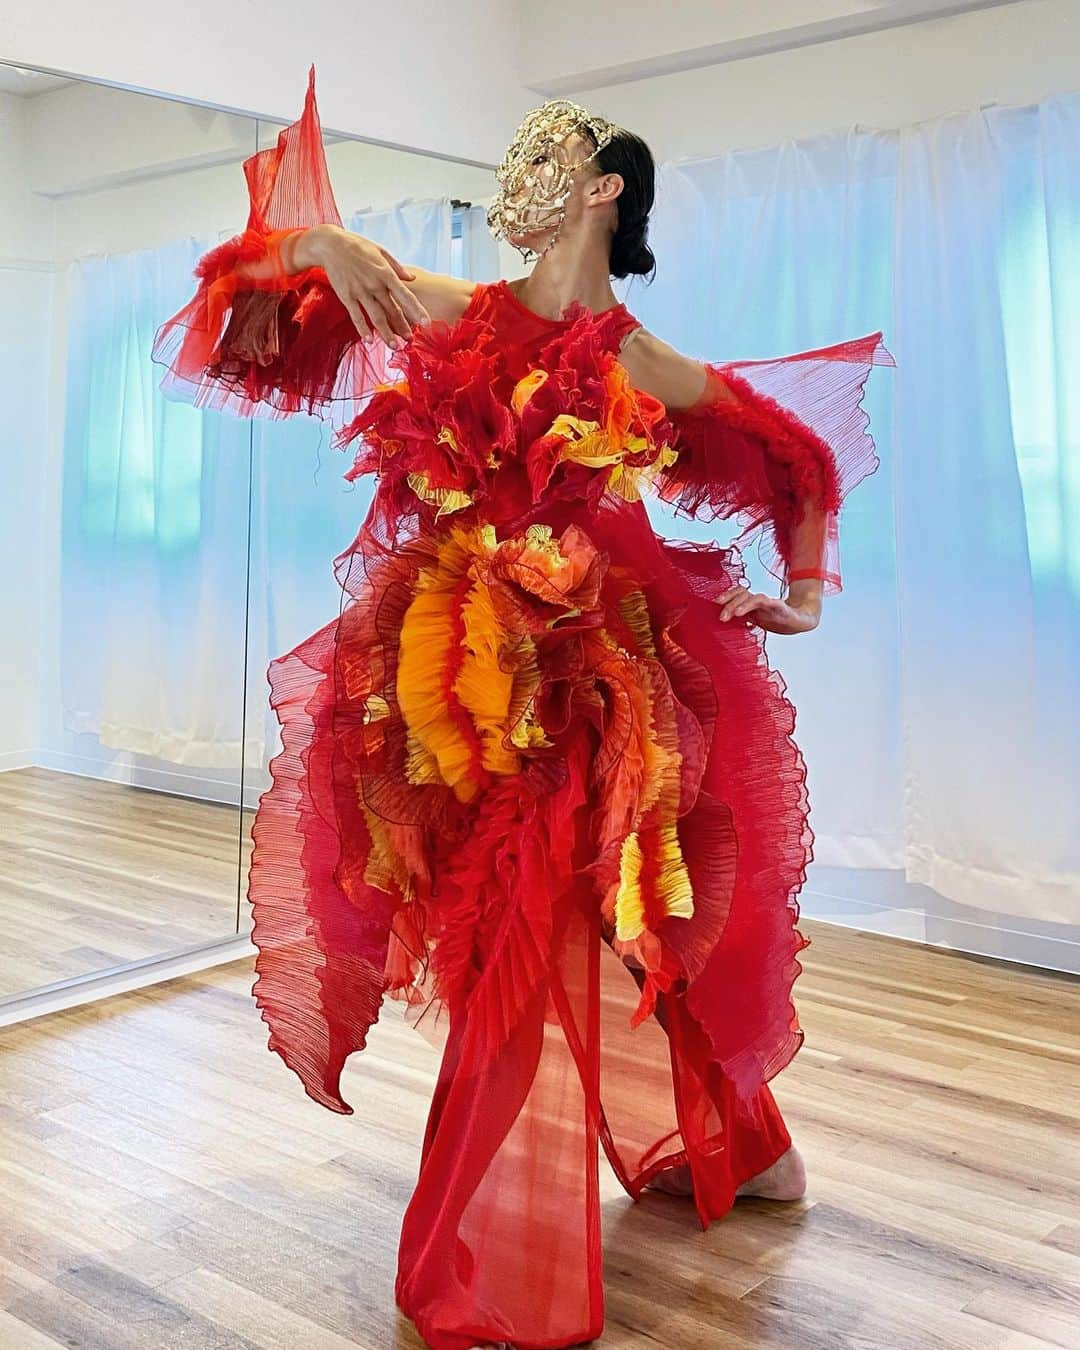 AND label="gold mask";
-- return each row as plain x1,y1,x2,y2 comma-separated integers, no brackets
487,99,620,262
